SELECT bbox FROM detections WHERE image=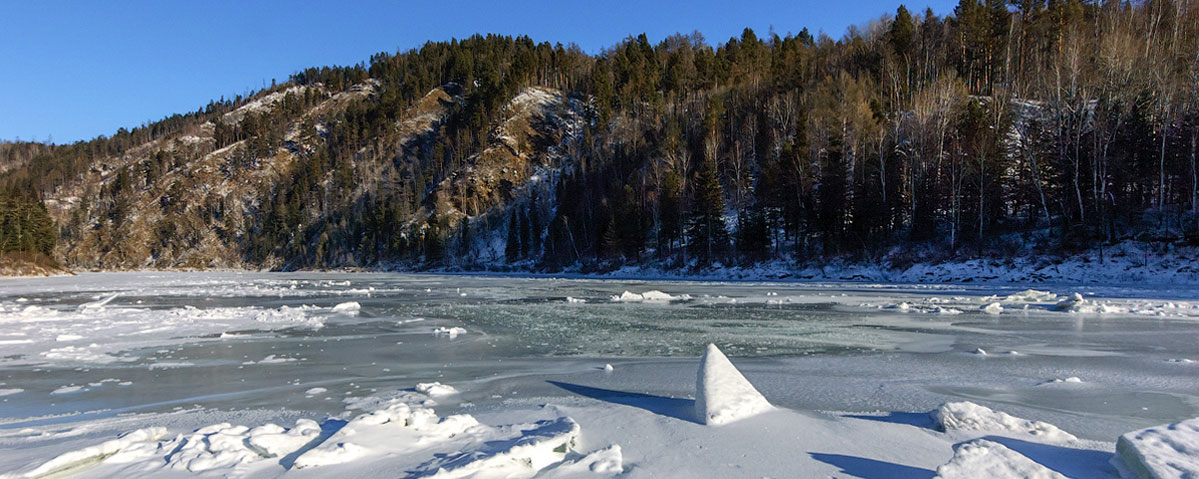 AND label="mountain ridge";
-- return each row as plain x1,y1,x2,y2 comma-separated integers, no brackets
2,3,1197,276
